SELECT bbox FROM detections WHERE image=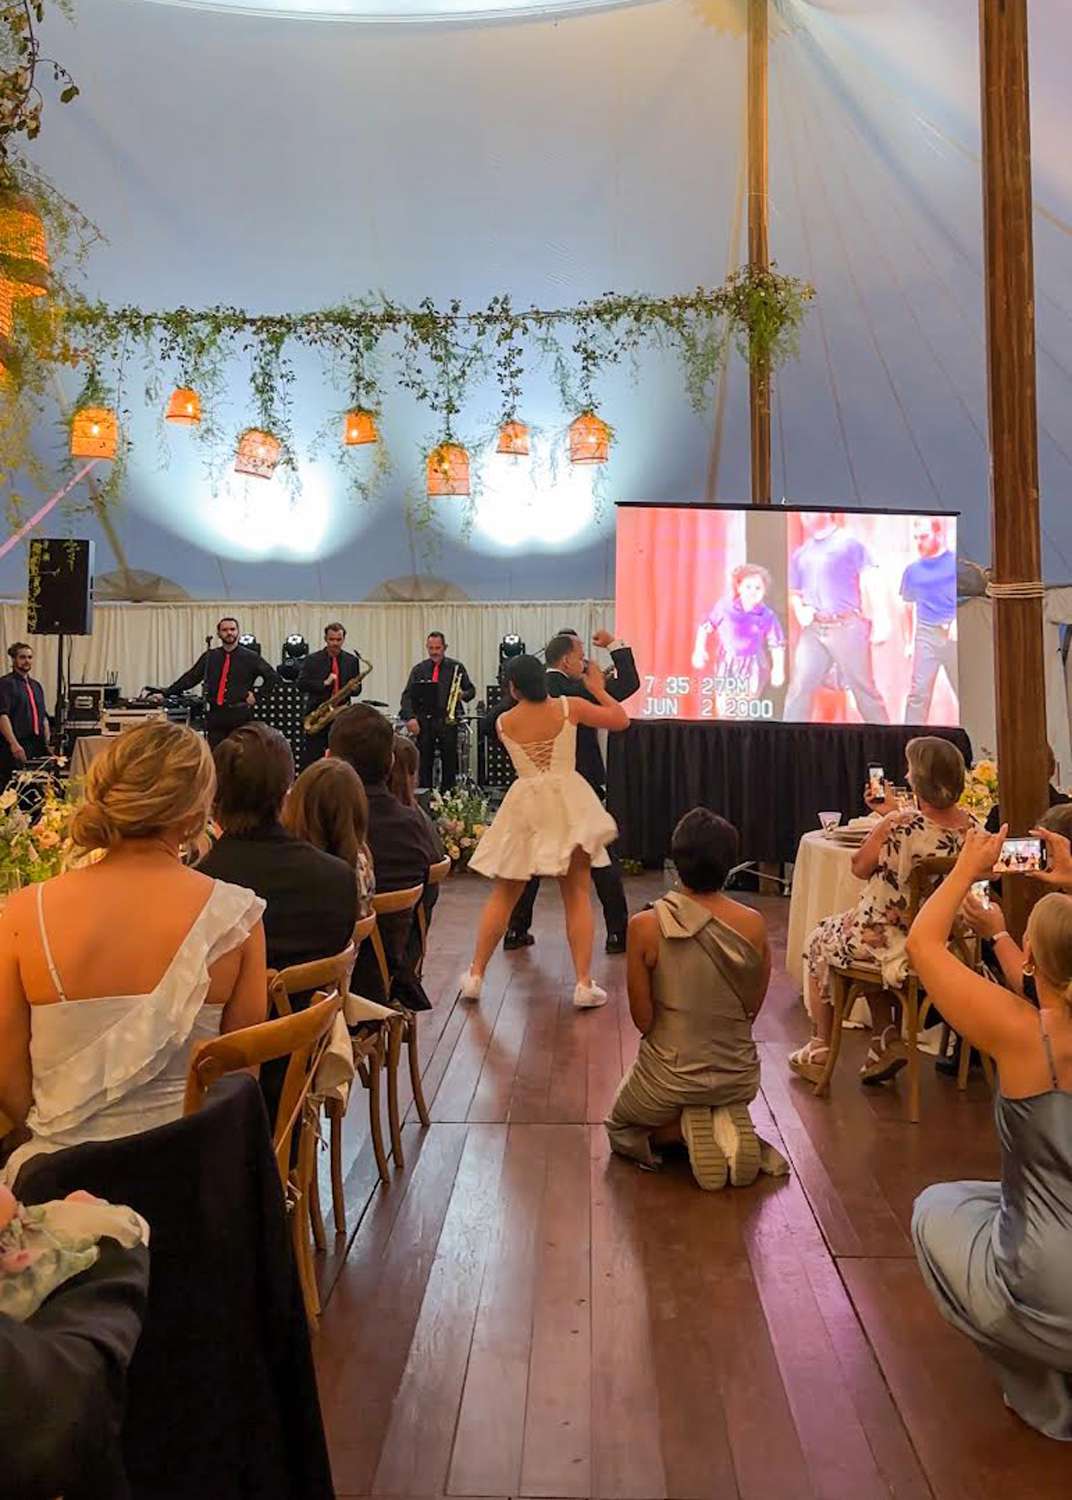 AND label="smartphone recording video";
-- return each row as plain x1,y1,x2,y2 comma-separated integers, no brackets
868,765,885,801
994,837,1046,875
970,880,991,909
